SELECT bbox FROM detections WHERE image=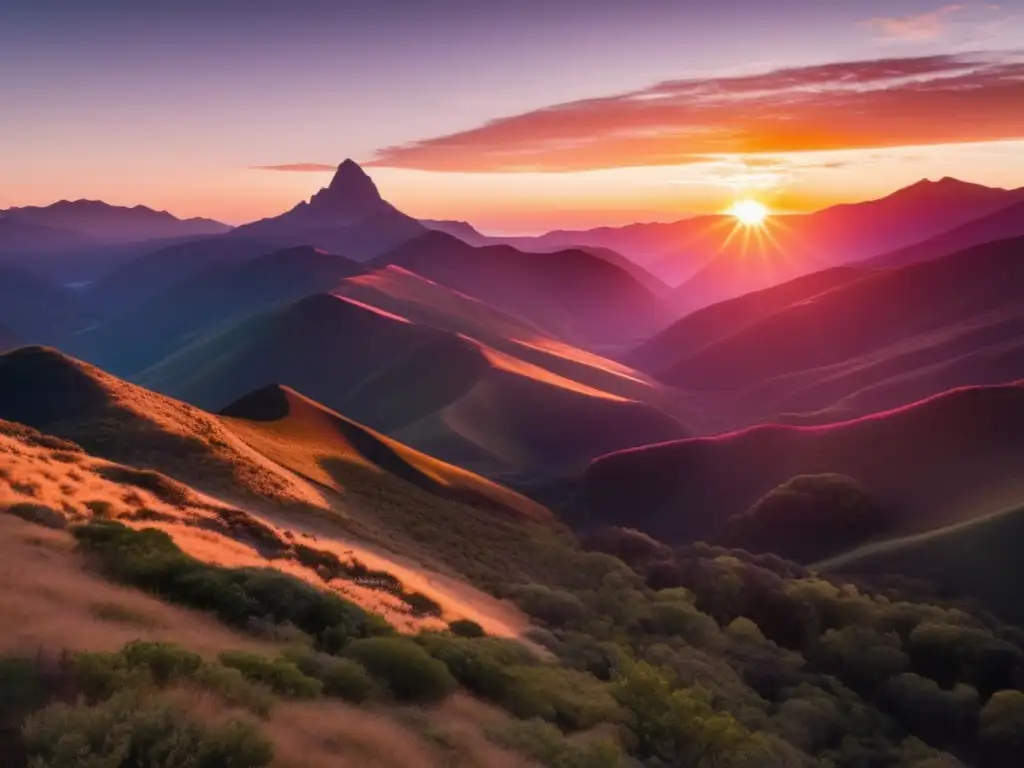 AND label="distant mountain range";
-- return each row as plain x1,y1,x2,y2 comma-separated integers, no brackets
0,200,230,282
